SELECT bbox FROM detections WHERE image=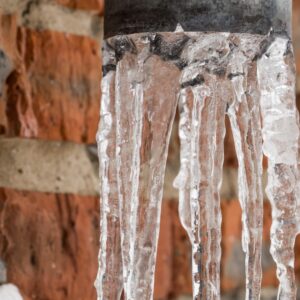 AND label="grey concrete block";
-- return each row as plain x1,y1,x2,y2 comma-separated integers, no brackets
0,284,23,300
0,138,99,195
21,2,103,40
175,296,192,300
0,0,26,14
260,288,278,300
0,137,270,199
224,241,245,283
